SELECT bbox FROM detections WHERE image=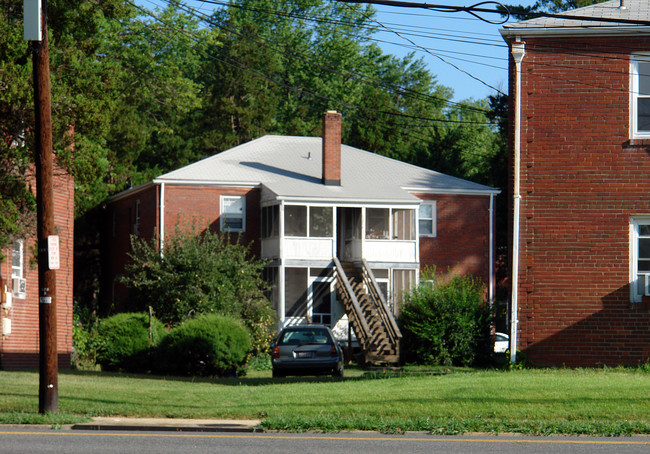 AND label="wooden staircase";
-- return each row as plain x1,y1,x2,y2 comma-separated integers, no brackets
333,258,401,365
